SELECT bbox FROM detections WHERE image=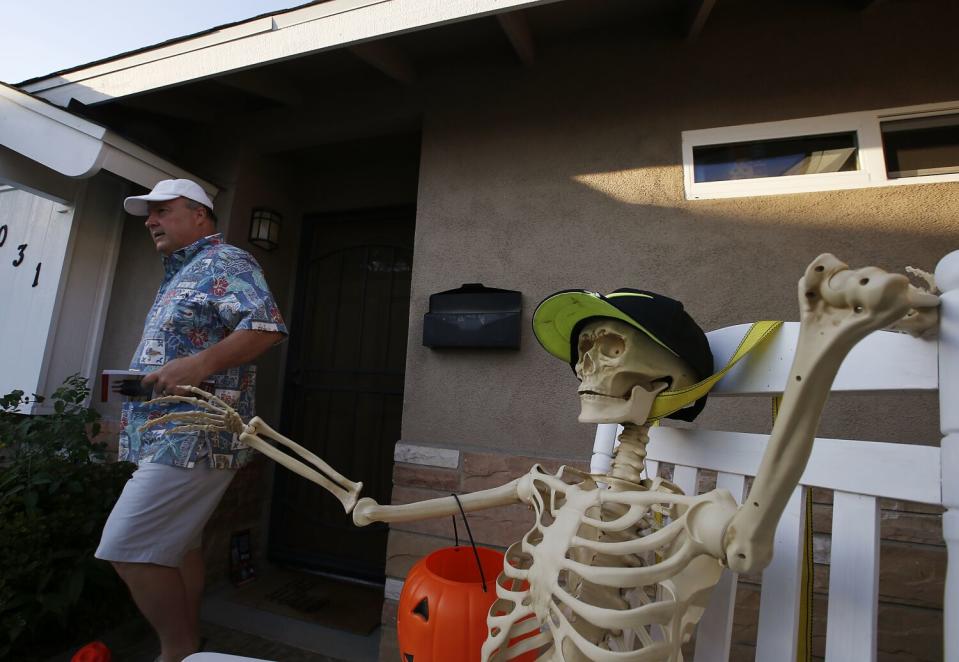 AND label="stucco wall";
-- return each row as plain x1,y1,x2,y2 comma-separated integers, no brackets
402,1,958,457
219,150,303,425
